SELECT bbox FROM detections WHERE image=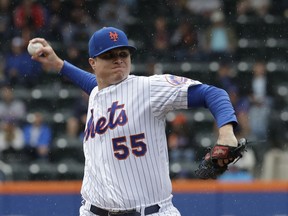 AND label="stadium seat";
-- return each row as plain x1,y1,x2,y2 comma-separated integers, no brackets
50,136,84,163
261,148,288,180
28,160,58,181
55,159,84,180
